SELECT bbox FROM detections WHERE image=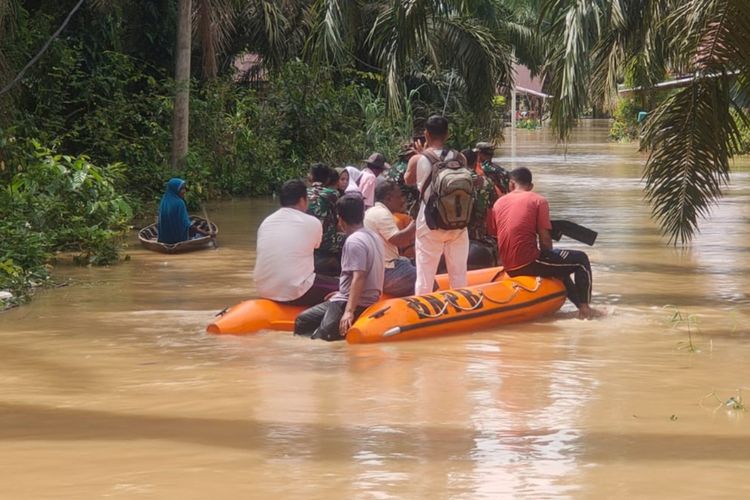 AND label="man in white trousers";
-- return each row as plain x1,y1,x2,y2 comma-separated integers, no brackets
404,115,469,295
